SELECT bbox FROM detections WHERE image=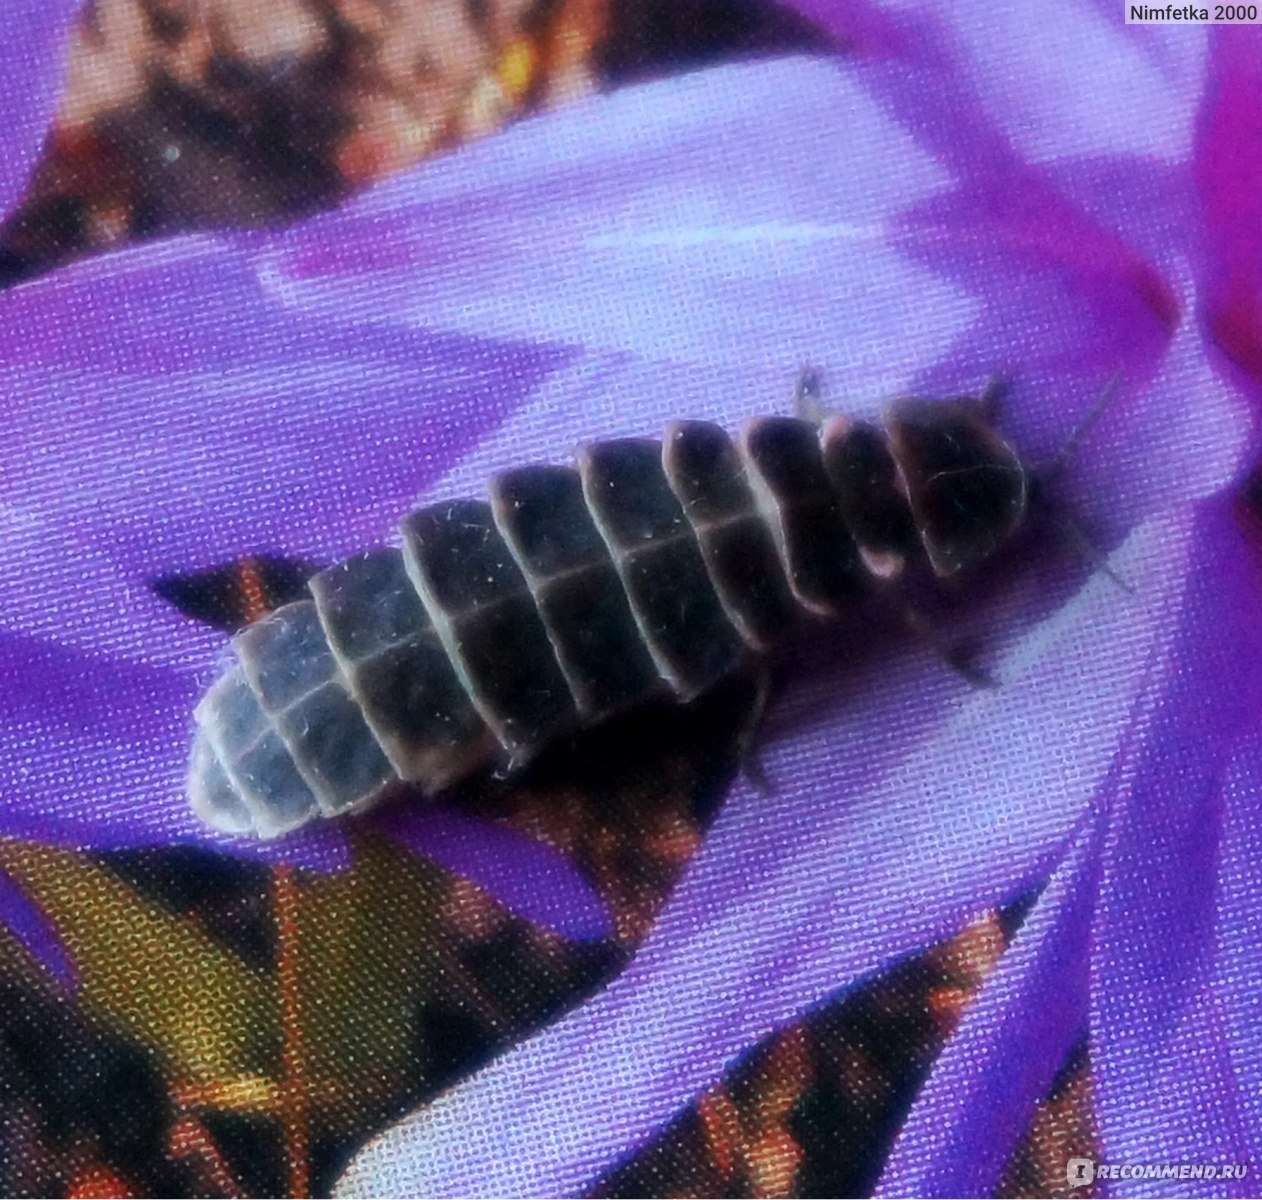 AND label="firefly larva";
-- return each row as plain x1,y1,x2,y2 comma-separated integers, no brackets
188,384,1028,838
